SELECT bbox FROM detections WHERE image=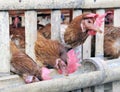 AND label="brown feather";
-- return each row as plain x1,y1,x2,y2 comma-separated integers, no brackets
38,13,98,48
104,25,120,58
35,33,68,68
10,41,42,80
10,26,25,49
